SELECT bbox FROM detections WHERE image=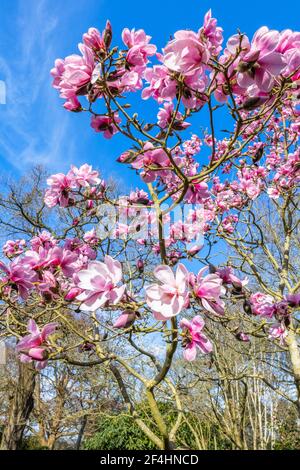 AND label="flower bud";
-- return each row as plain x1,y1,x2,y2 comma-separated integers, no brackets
187,244,203,256
104,20,112,49
136,259,144,272
240,96,267,111
65,287,81,301
28,347,48,361
243,299,252,315
286,293,300,308
209,263,217,274
113,310,137,329
79,341,95,352
236,332,250,342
